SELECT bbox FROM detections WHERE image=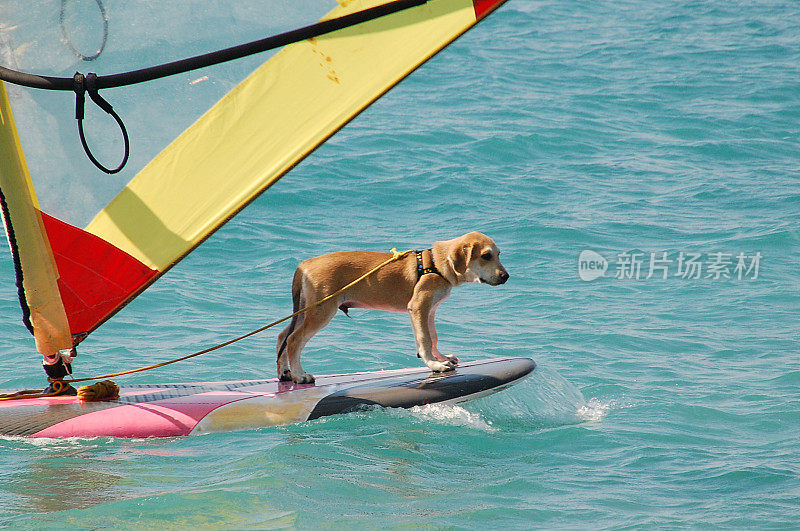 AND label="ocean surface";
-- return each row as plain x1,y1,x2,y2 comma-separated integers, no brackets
2,0,799,528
